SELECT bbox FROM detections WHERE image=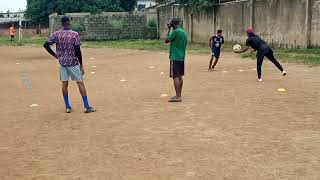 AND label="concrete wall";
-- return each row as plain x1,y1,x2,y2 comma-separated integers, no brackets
187,8,215,43
254,0,308,48
49,12,157,40
216,1,251,43
158,5,175,39
311,0,320,47
155,0,320,48
144,7,157,23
